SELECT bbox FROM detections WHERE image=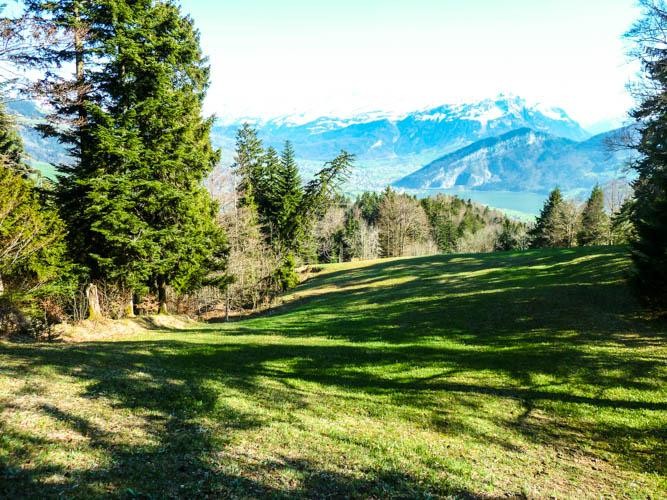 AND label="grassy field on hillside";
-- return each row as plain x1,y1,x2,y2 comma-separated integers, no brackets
0,247,665,498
